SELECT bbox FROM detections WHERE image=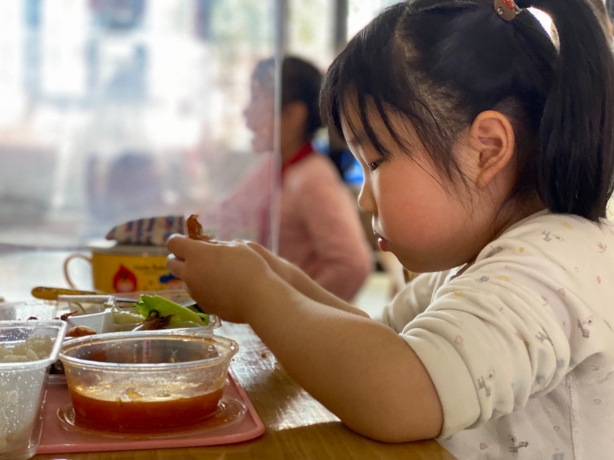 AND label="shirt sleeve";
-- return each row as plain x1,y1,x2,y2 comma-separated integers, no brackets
375,270,451,332
399,249,572,438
